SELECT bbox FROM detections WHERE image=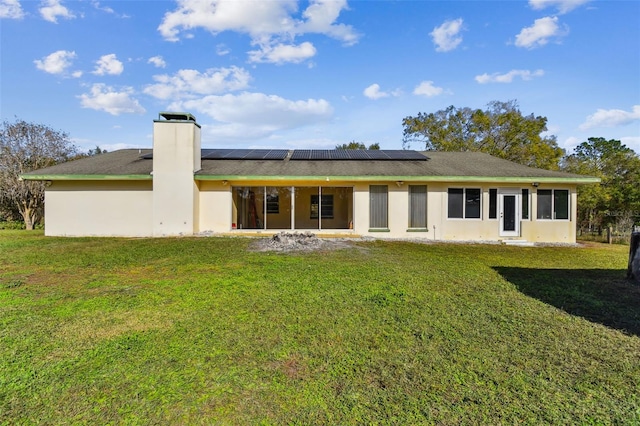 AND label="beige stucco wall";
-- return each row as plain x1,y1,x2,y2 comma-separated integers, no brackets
152,119,201,236
198,181,232,233
525,184,578,243
196,180,578,243
44,177,578,243
44,180,153,237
